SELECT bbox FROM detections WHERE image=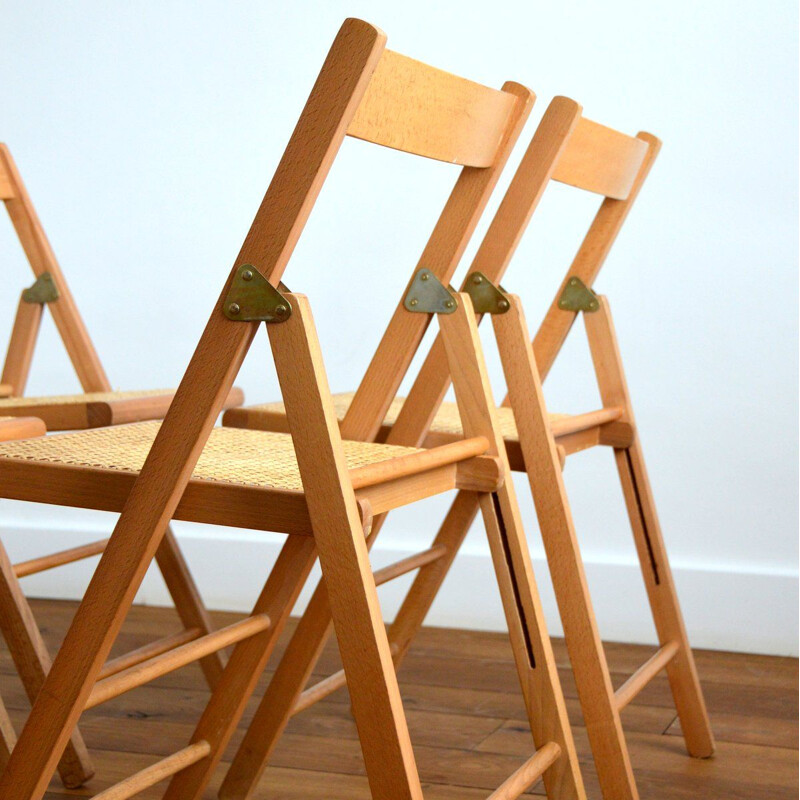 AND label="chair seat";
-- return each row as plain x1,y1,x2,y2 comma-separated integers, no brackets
0,421,458,534
222,392,629,468
0,387,244,431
